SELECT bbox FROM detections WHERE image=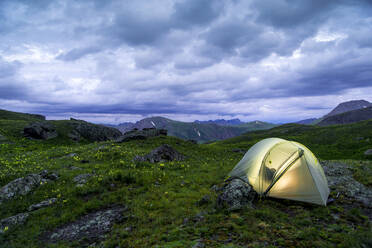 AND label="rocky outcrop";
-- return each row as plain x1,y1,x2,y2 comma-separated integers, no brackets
217,178,256,211
318,106,372,126
0,170,58,204
364,149,372,156
322,161,372,207
42,205,127,245
69,120,122,142
0,213,29,234
134,144,184,163
115,128,167,143
28,198,57,211
23,122,58,140
73,173,92,186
